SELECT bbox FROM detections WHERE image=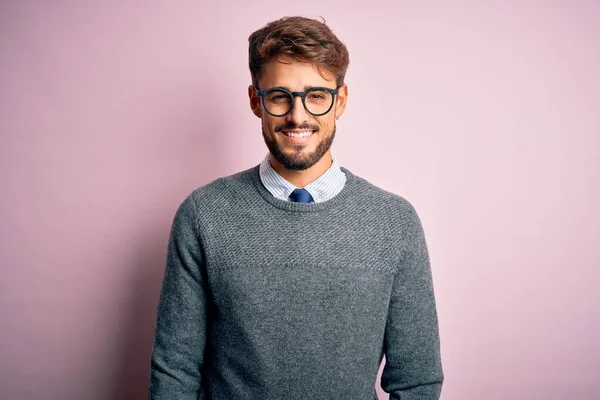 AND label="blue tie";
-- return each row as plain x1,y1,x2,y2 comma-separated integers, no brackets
289,188,314,203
